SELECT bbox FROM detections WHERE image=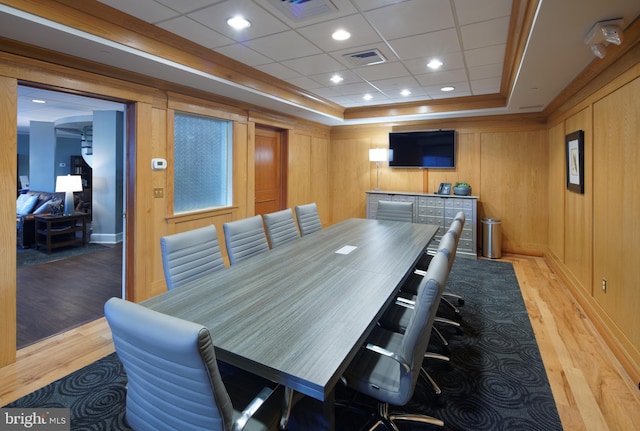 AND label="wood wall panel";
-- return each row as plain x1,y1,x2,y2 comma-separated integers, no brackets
0,76,17,367
310,136,331,226
479,131,548,254
547,123,565,261
287,133,311,208
330,137,372,223
564,108,592,295
593,76,640,362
